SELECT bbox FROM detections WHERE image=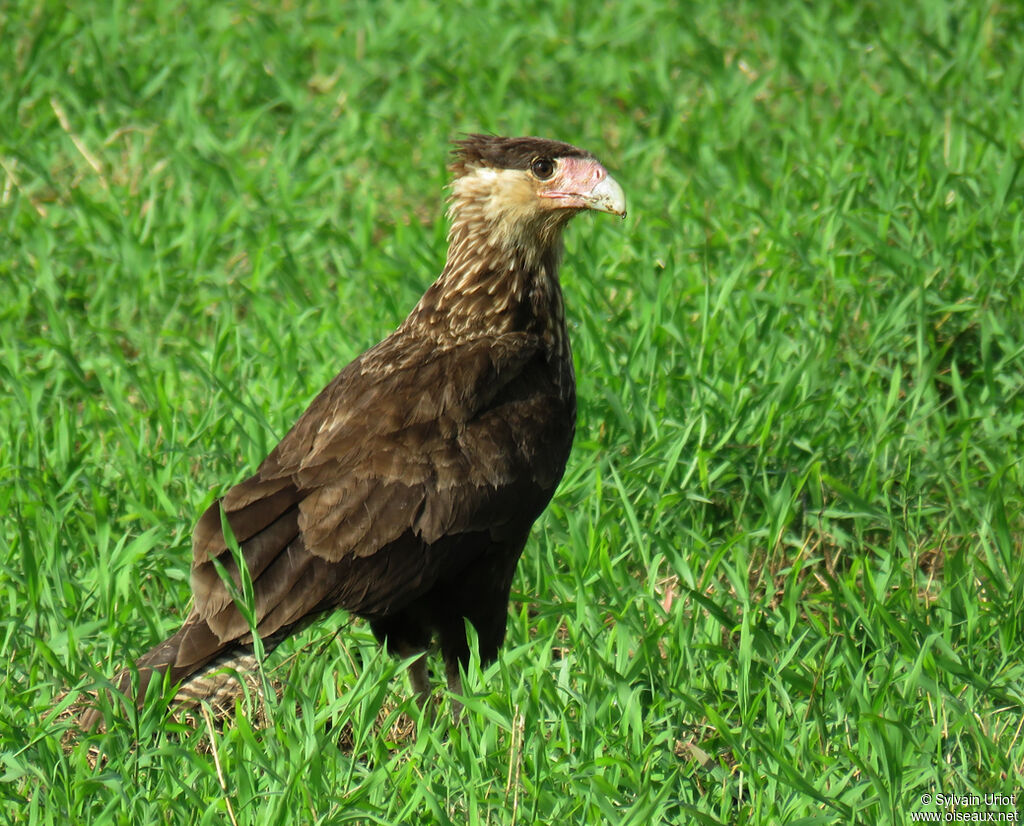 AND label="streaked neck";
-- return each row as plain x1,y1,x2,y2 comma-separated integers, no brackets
404,200,571,353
